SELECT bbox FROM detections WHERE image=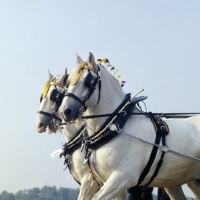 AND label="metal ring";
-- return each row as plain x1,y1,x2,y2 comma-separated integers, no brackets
119,111,127,116
158,144,169,152
160,113,164,117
